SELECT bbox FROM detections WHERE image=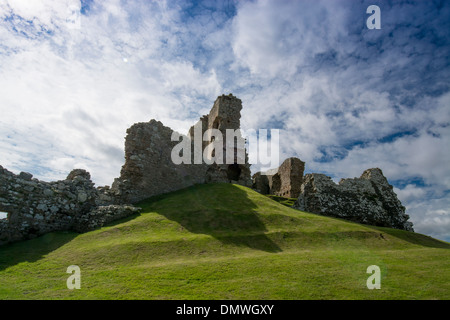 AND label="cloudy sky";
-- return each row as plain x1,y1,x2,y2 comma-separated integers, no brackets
0,0,449,241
